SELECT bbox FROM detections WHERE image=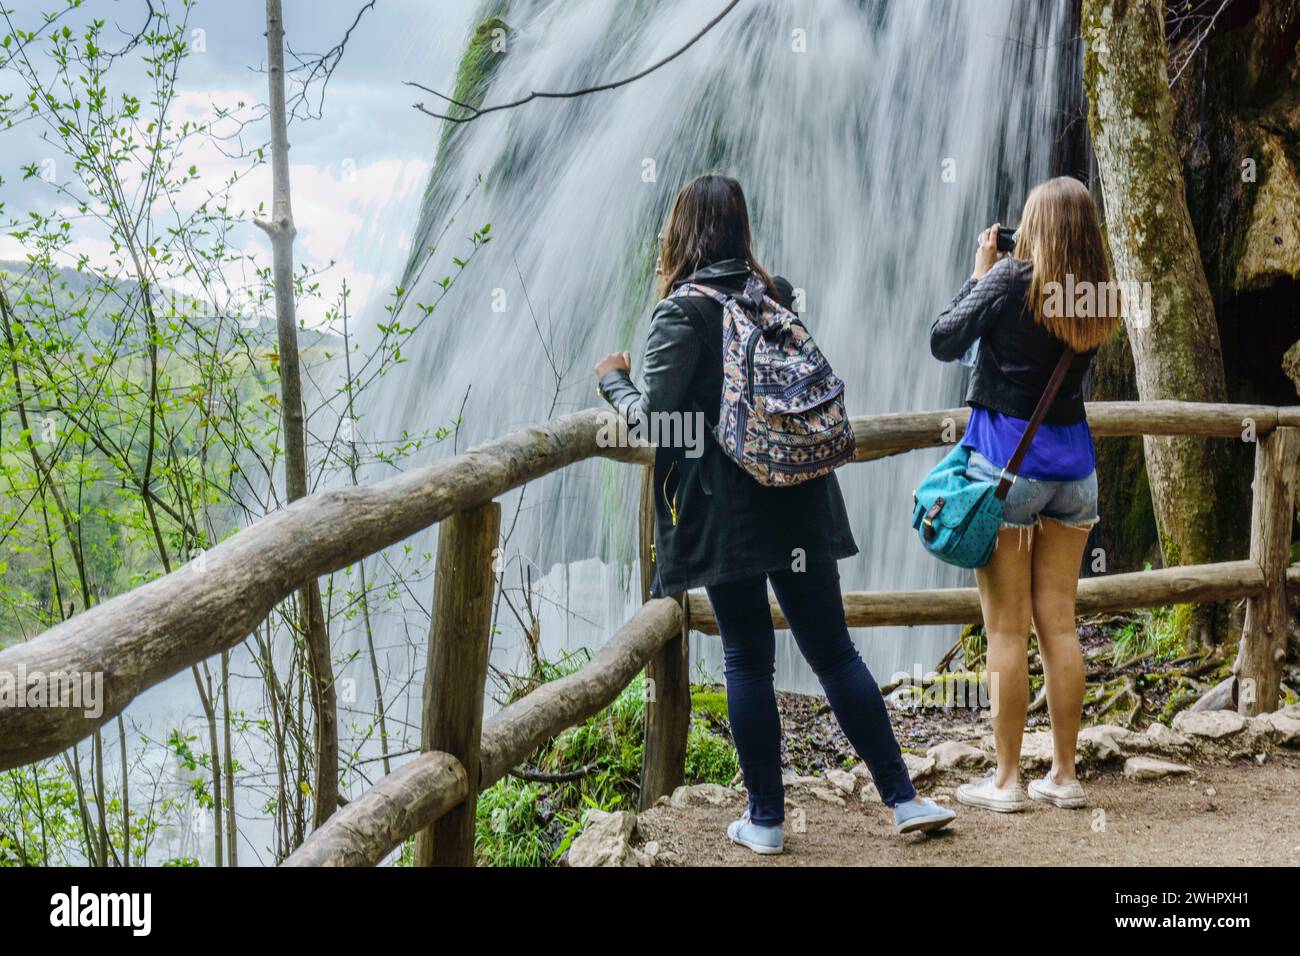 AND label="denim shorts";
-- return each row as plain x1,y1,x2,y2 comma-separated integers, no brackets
967,449,1099,530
